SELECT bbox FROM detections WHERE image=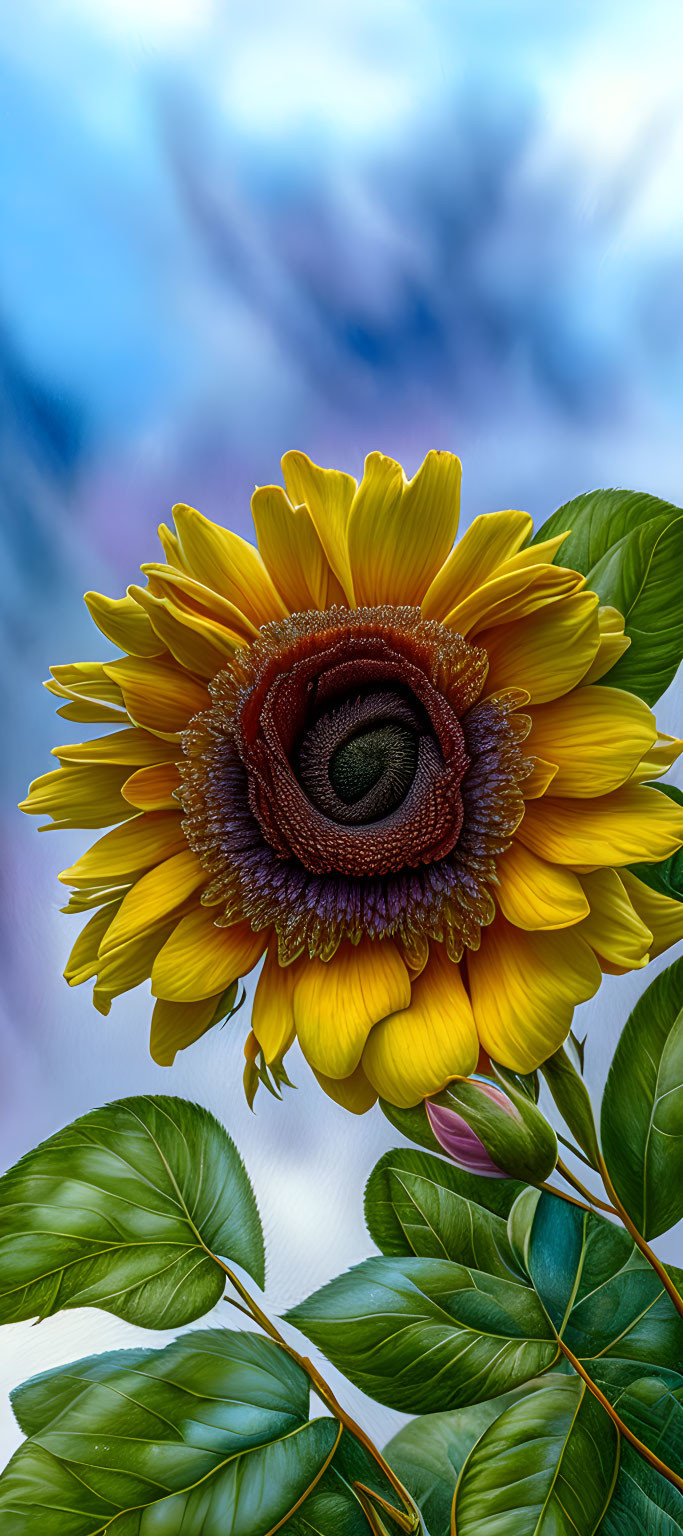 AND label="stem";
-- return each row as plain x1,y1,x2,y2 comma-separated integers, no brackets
556,1338,683,1494
597,1155,683,1322
211,1252,422,1533
556,1158,617,1215
540,1181,596,1212
556,1130,596,1171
